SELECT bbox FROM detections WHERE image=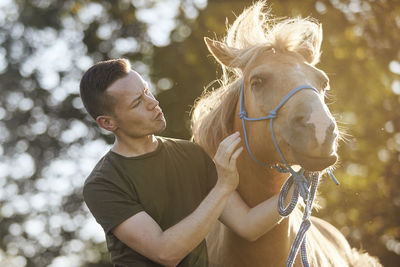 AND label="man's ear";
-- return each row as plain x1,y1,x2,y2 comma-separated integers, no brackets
96,115,117,132
204,37,241,68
